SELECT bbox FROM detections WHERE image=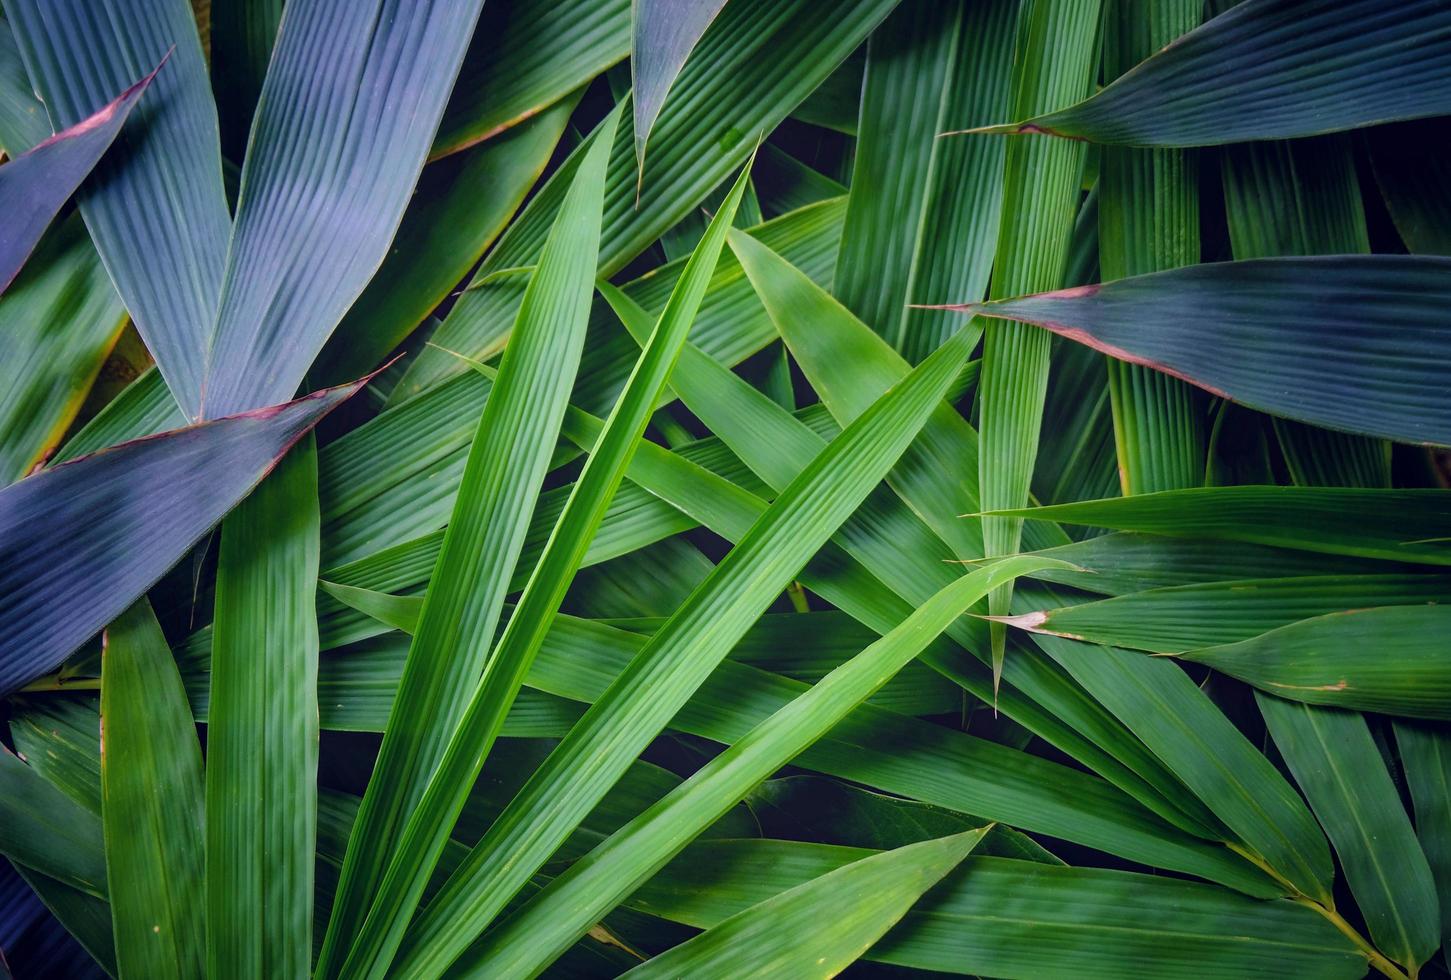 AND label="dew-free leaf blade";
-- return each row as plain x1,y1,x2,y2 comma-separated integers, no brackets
631,0,729,174
316,109,619,978
334,143,748,980
0,748,106,898
1395,721,1451,966
457,559,1065,976
0,64,154,296
5,0,230,419
964,256,1451,447
391,322,980,977
100,600,206,979
626,830,990,980
0,377,365,695
1186,606,1451,720
199,0,489,418
968,0,1451,146
205,438,320,978
1259,696,1440,971
991,486,1451,565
